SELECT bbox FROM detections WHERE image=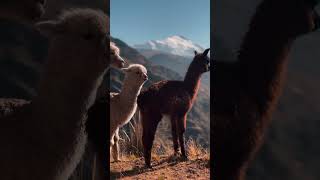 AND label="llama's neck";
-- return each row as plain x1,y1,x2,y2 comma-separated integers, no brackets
184,69,202,99
119,77,143,104
237,3,297,112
